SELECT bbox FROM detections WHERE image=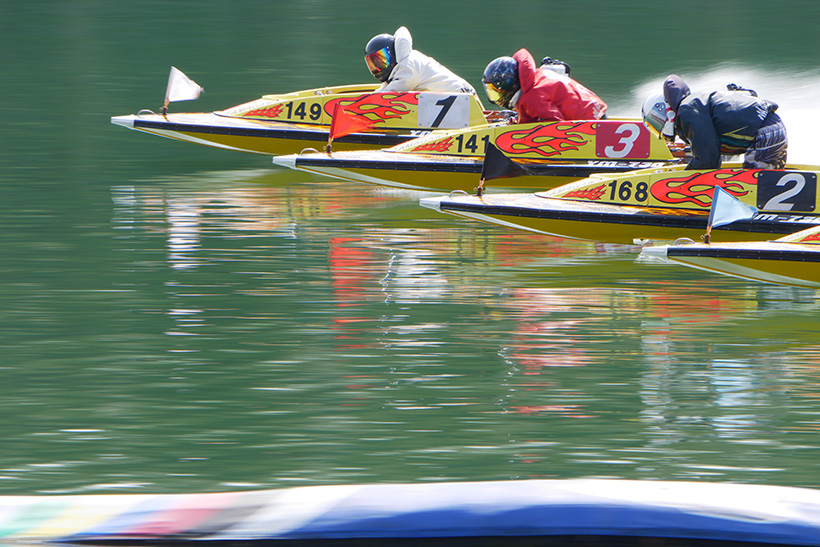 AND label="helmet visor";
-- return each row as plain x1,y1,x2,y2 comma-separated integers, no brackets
483,81,508,107
365,46,393,77
642,95,673,140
